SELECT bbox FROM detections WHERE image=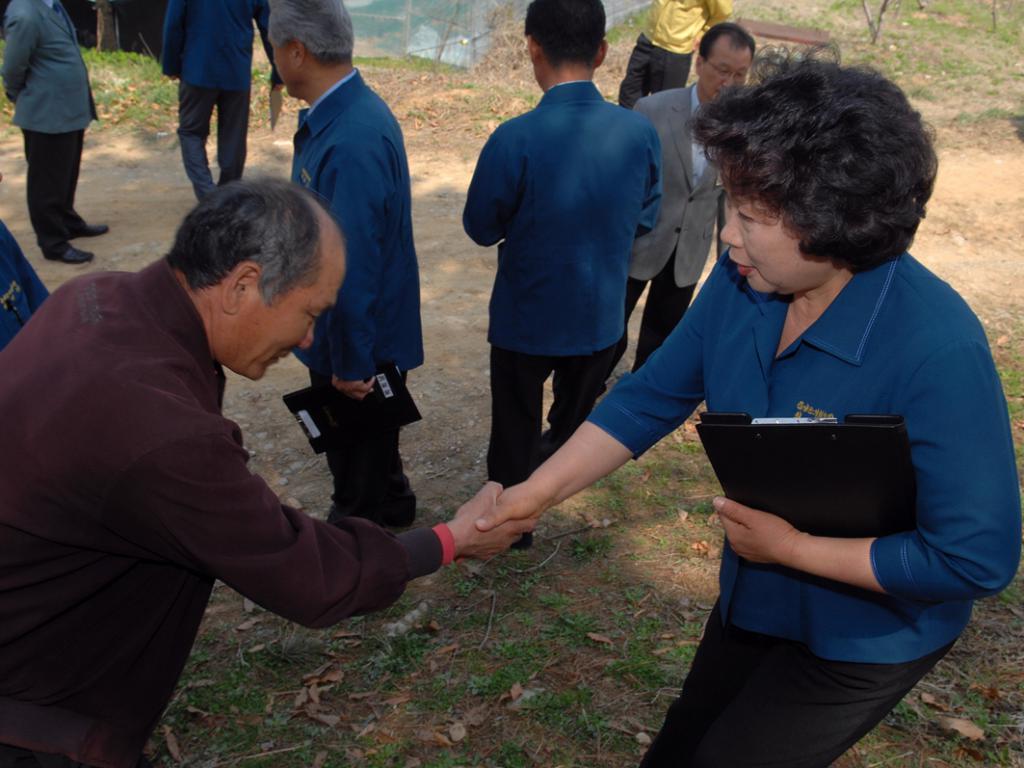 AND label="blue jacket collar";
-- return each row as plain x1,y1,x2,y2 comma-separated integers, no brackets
726,251,902,369
800,255,902,366
537,80,603,107
298,70,366,138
